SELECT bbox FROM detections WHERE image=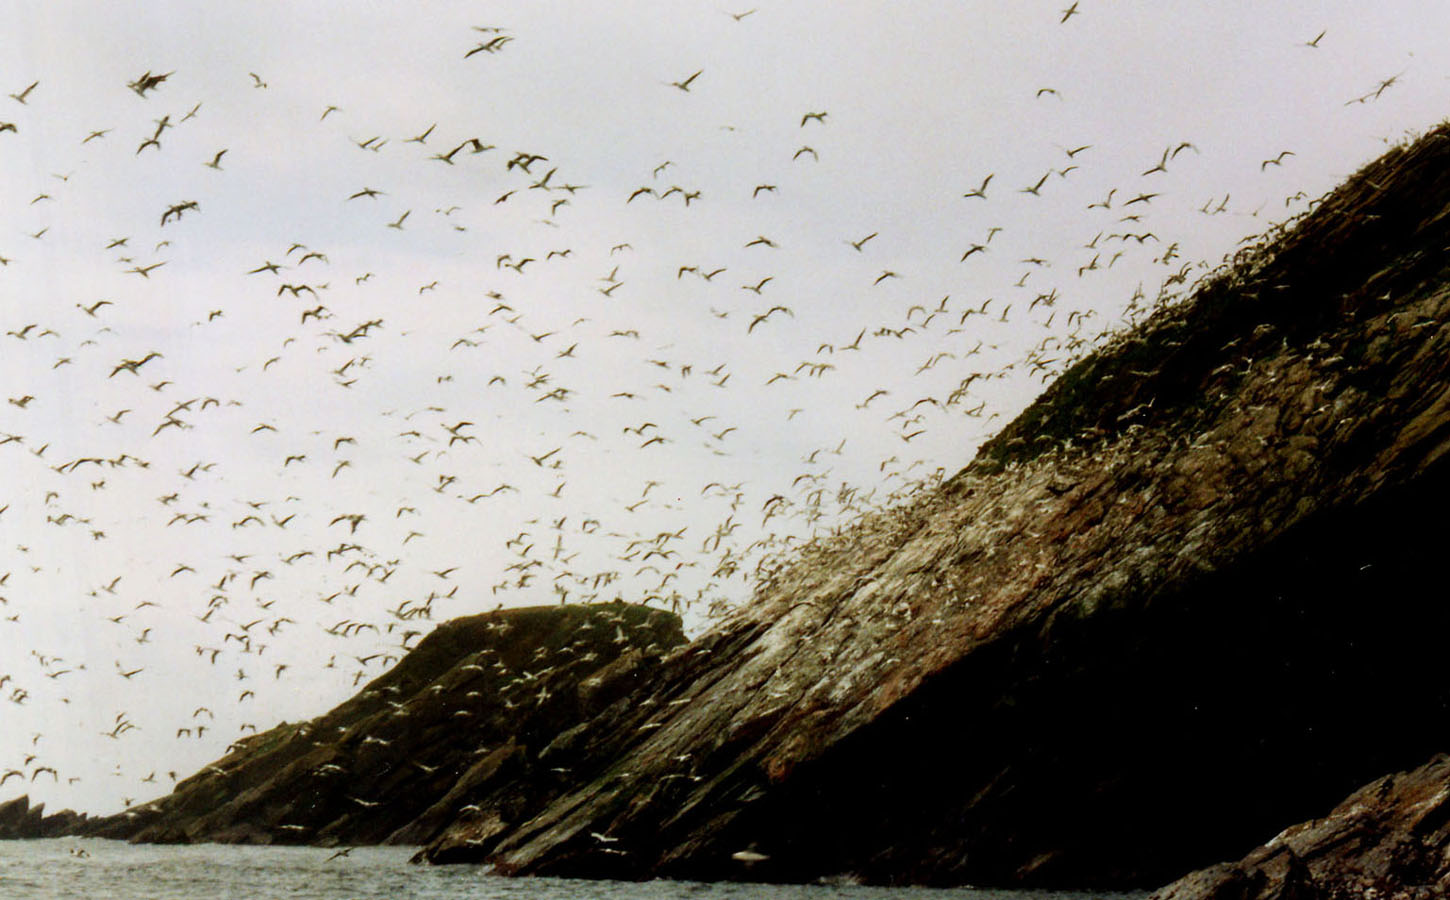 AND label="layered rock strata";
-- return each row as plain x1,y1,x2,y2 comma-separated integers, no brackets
75,603,684,846
411,124,1450,887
